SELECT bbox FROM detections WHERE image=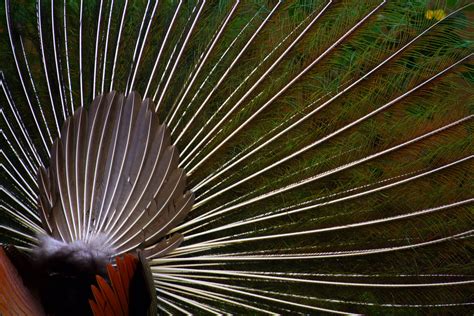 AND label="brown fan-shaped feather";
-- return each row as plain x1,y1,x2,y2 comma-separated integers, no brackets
37,91,193,258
